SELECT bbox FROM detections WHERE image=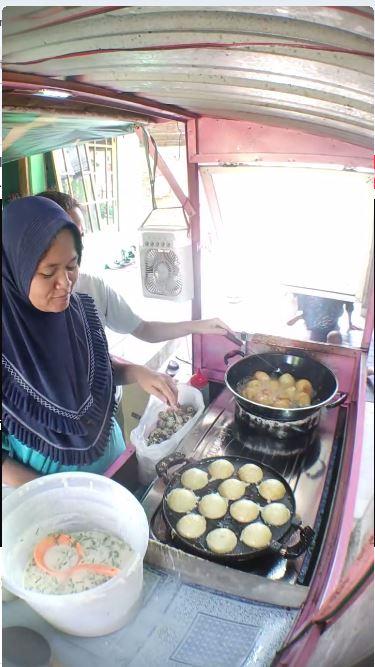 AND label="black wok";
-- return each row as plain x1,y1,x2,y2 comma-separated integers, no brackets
224,350,347,422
